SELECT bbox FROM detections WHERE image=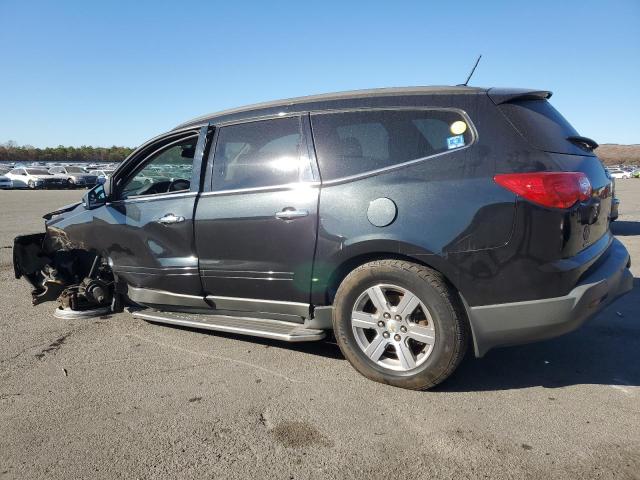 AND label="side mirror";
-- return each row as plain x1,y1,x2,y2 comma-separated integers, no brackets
83,184,107,209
